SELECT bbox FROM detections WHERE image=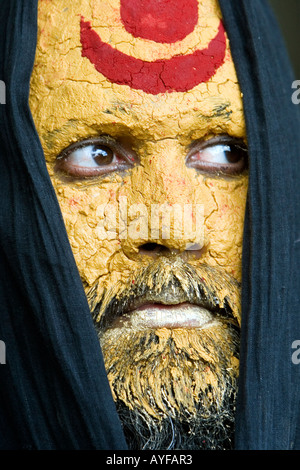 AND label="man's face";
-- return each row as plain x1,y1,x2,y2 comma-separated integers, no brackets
30,0,248,449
